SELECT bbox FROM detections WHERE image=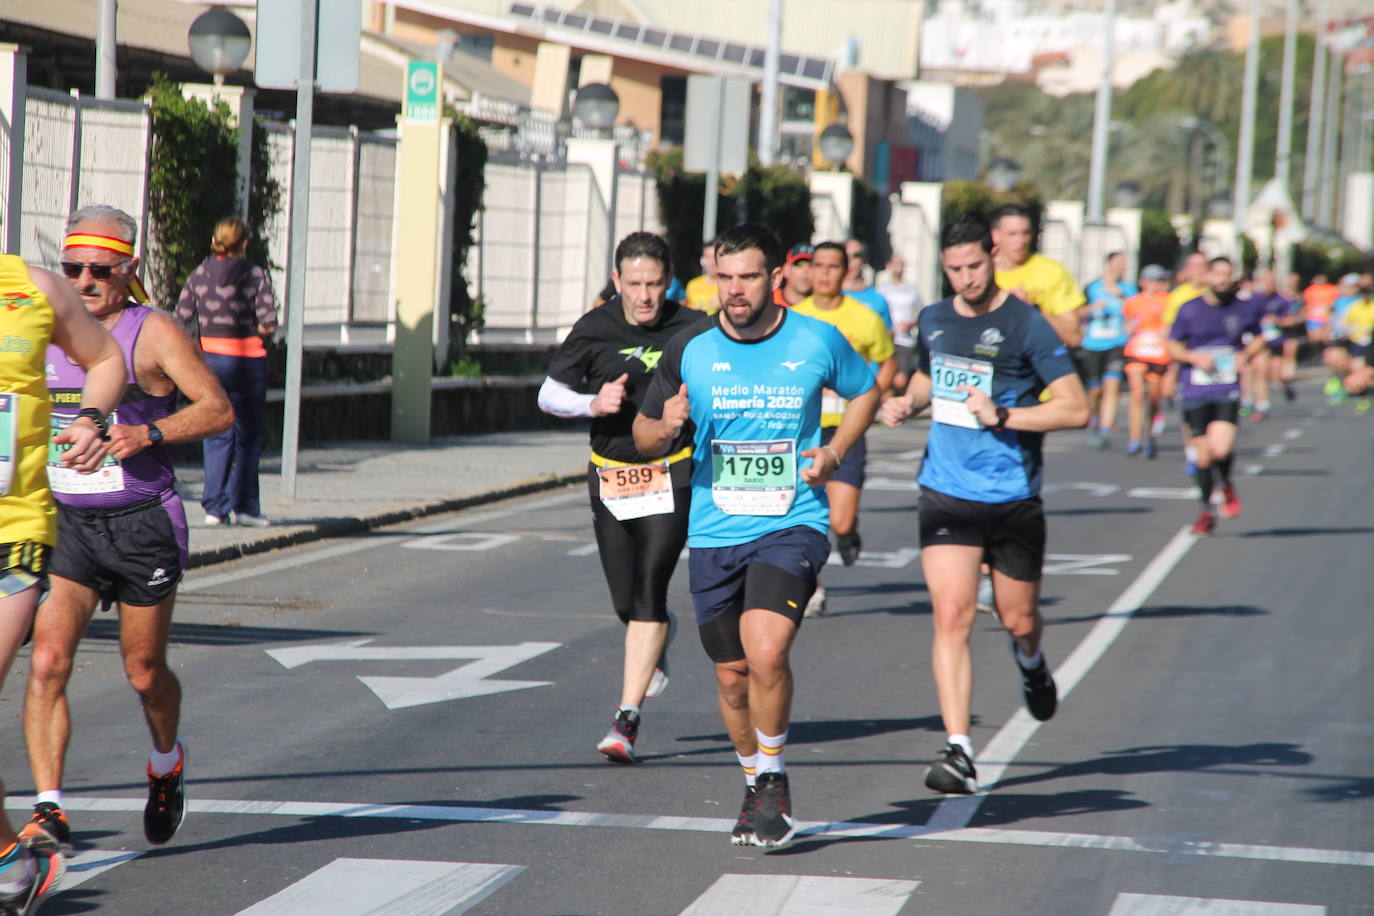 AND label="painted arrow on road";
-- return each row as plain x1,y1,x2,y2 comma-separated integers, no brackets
265,640,562,710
